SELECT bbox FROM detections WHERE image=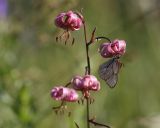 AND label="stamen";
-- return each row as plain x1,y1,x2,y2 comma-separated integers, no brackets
71,37,75,45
